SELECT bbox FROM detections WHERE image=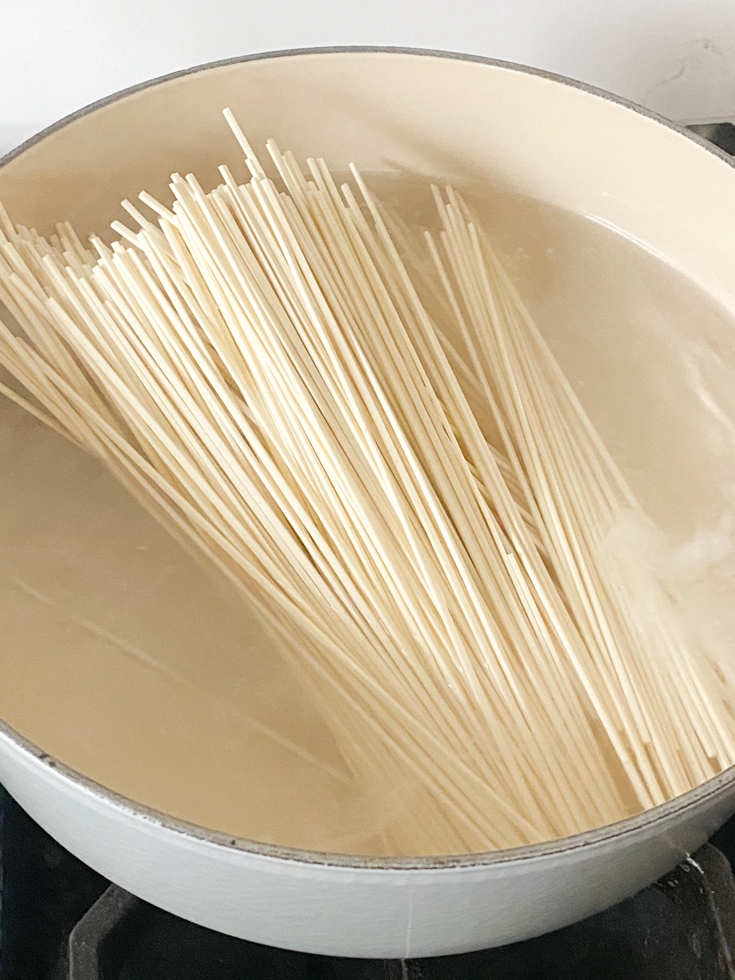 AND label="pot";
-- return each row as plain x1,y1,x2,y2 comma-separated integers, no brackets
2,47,735,959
